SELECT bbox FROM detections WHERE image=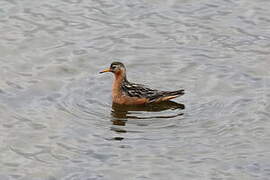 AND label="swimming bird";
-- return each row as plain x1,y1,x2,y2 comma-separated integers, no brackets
100,62,184,105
